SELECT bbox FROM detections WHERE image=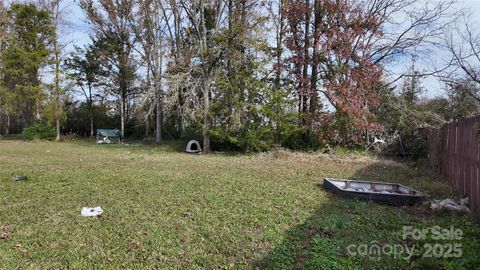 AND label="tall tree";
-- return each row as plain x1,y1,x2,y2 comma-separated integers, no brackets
0,0,8,134
0,3,55,130
39,0,68,141
267,0,288,138
285,0,383,144
177,0,224,153
210,0,272,151
133,0,166,143
64,46,105,137
81,0,139,138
